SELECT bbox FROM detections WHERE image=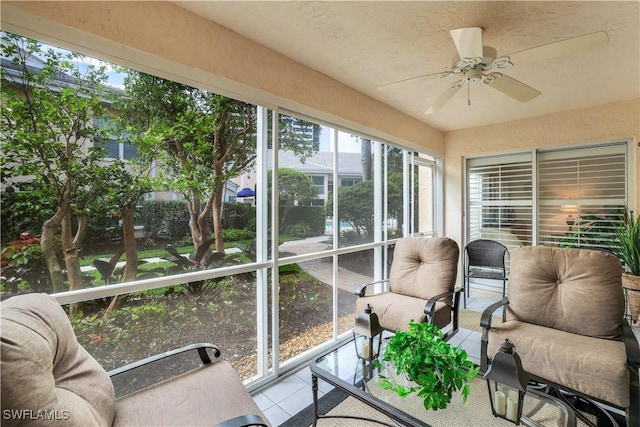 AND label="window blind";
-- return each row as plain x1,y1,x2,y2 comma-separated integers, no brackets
537,144,627,251
467,154,533,250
